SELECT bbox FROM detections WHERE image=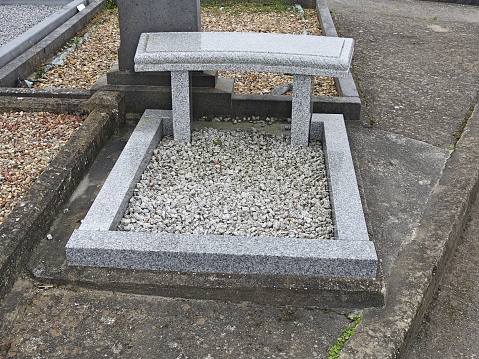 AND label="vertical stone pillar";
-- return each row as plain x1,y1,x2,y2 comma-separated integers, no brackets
117,0,201,71
291,74,313,146
170,71,192,143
